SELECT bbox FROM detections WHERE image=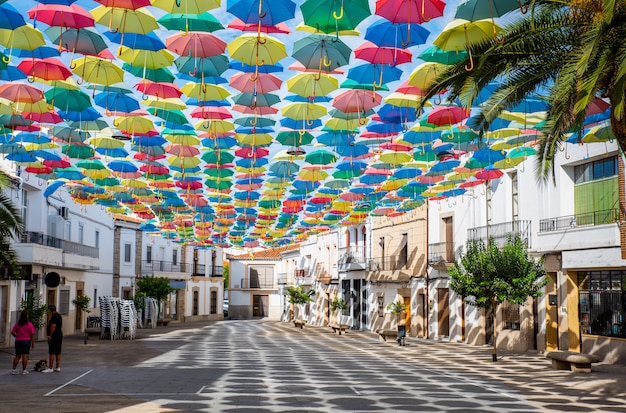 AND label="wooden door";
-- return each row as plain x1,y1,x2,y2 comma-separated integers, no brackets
437,288,450,337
